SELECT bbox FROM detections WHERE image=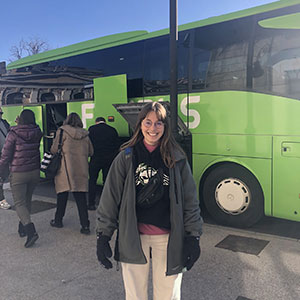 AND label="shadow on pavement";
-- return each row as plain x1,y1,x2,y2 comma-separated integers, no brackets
202,209,300,240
